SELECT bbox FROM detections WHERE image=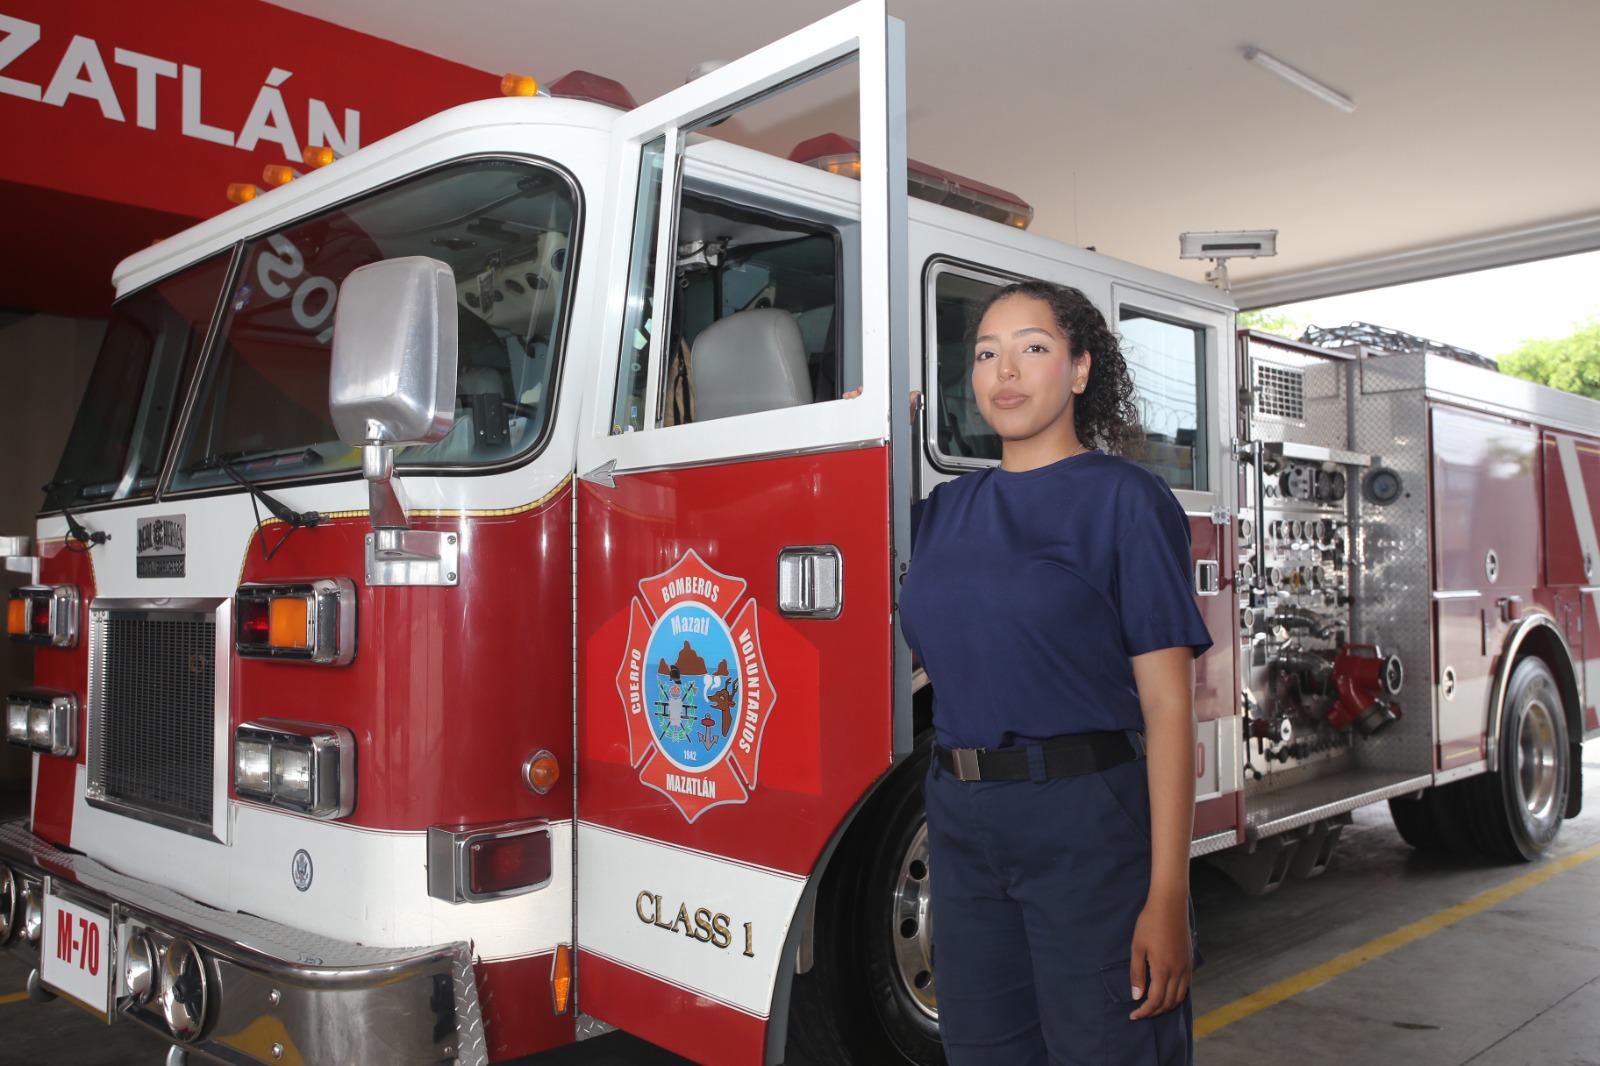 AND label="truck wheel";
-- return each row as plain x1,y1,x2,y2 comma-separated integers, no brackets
1387,782,1476,855
1467,657,1570,862
788,736,944,1066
